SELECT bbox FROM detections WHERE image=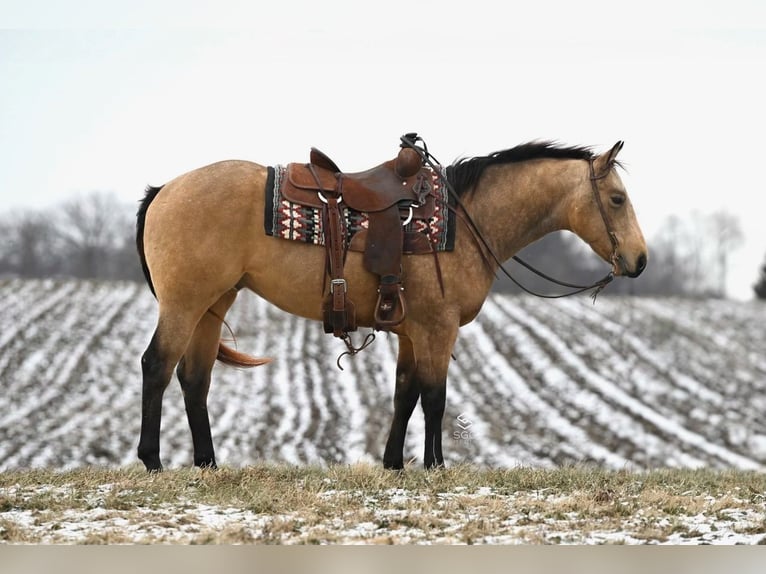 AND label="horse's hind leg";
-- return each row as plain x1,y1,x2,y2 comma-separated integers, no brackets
175,289,238,469
137,308,200,472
